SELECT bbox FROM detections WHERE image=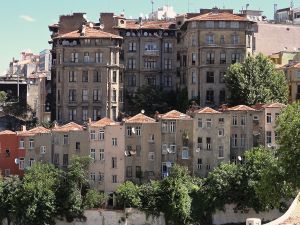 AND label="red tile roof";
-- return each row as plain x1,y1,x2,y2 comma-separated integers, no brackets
188,12,248,21
254,102,286,110
117,20,175,30
227,105,255,111
55,26,122,39
90,117,115,127
52,122,83,132
196,107,221,114
126,113,156,123
0,130,16,135
160,110,191,120
29,126,50,134
282,62,300,69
